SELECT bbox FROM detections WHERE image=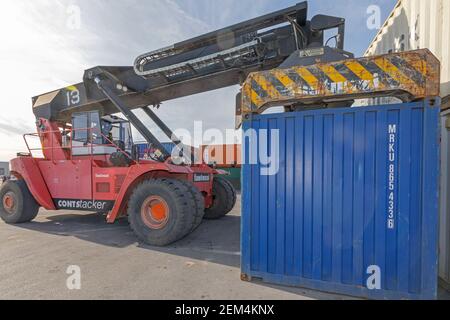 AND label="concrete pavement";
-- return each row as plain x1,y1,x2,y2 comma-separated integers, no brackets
0,196,343,300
